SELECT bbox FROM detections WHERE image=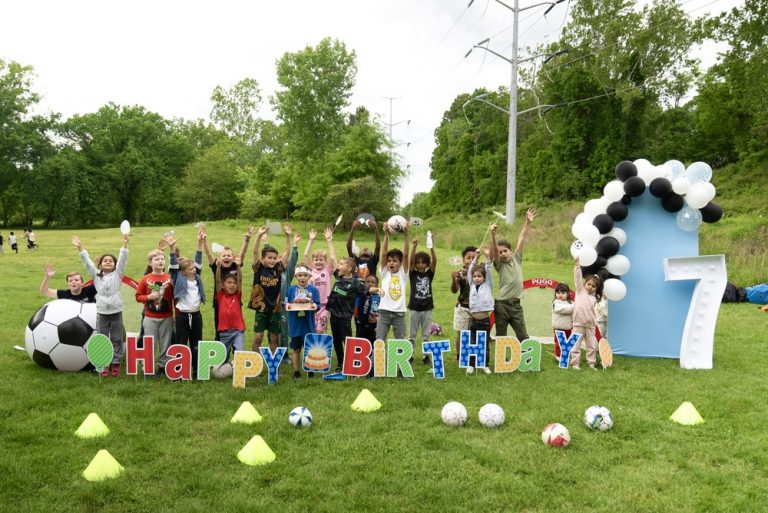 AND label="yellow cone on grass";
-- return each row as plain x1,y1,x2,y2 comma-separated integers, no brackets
231,401,263,424
237,435,276,466
82,449,124,481
75,413,110,438
351,389,382,412
670,401,704,425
